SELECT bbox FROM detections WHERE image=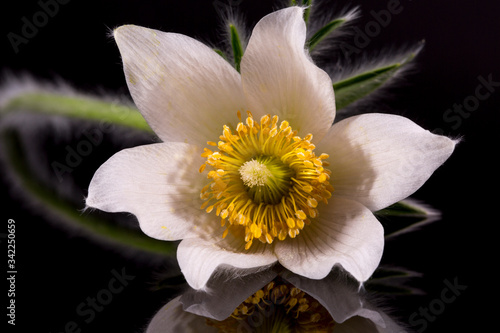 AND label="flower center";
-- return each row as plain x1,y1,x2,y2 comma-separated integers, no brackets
199,111,333,249
205,278,336,332
239,159,273,188
239,156,294,205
